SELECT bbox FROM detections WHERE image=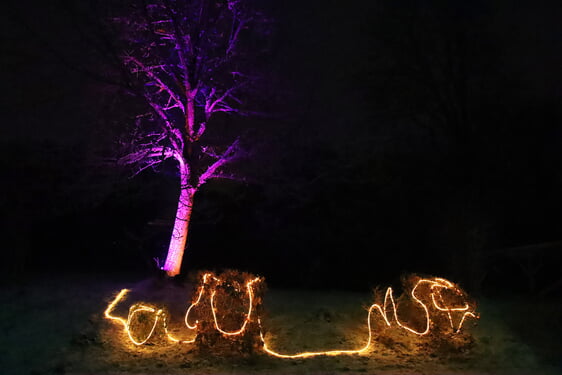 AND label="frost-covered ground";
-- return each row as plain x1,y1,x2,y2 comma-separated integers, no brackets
1,275,561,375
